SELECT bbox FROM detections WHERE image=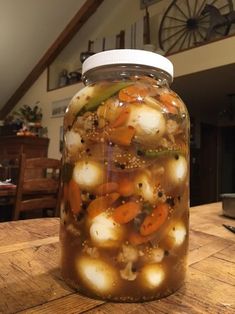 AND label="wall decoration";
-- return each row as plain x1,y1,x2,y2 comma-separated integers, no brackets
158,0,233,55
51,98,70,118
